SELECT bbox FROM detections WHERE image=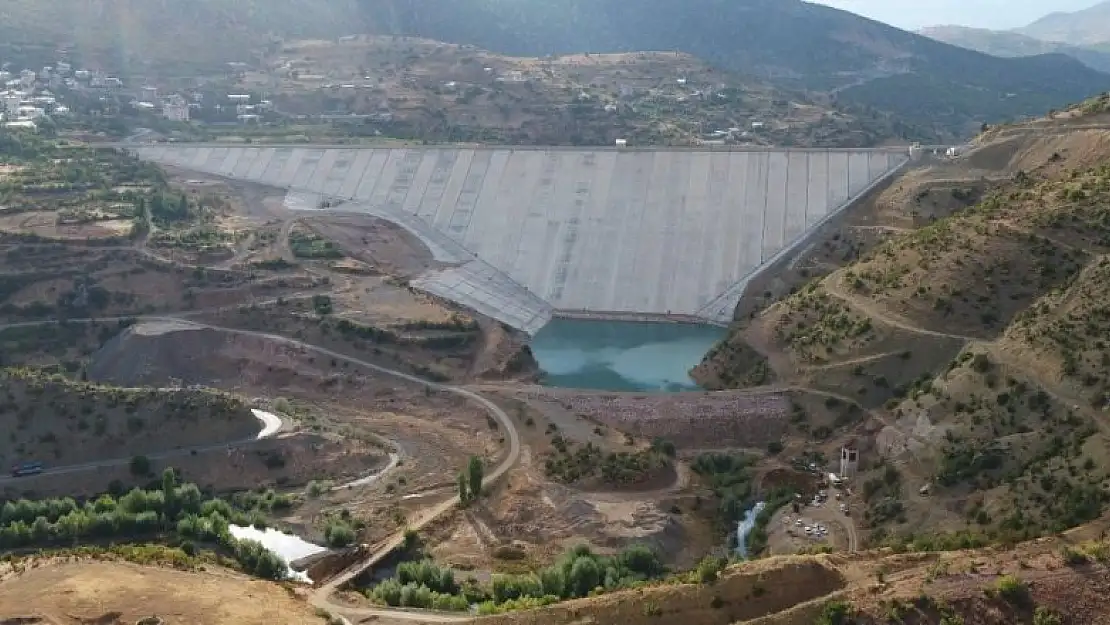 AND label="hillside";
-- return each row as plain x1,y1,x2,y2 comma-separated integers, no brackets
697,119,1110,544
359,0,1110,138
2,0,1108,140
0,0,364,76
1016,1,1110,46
0,557,321,624
248,37,922,147
919,25,1110,73
0,368,258,470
